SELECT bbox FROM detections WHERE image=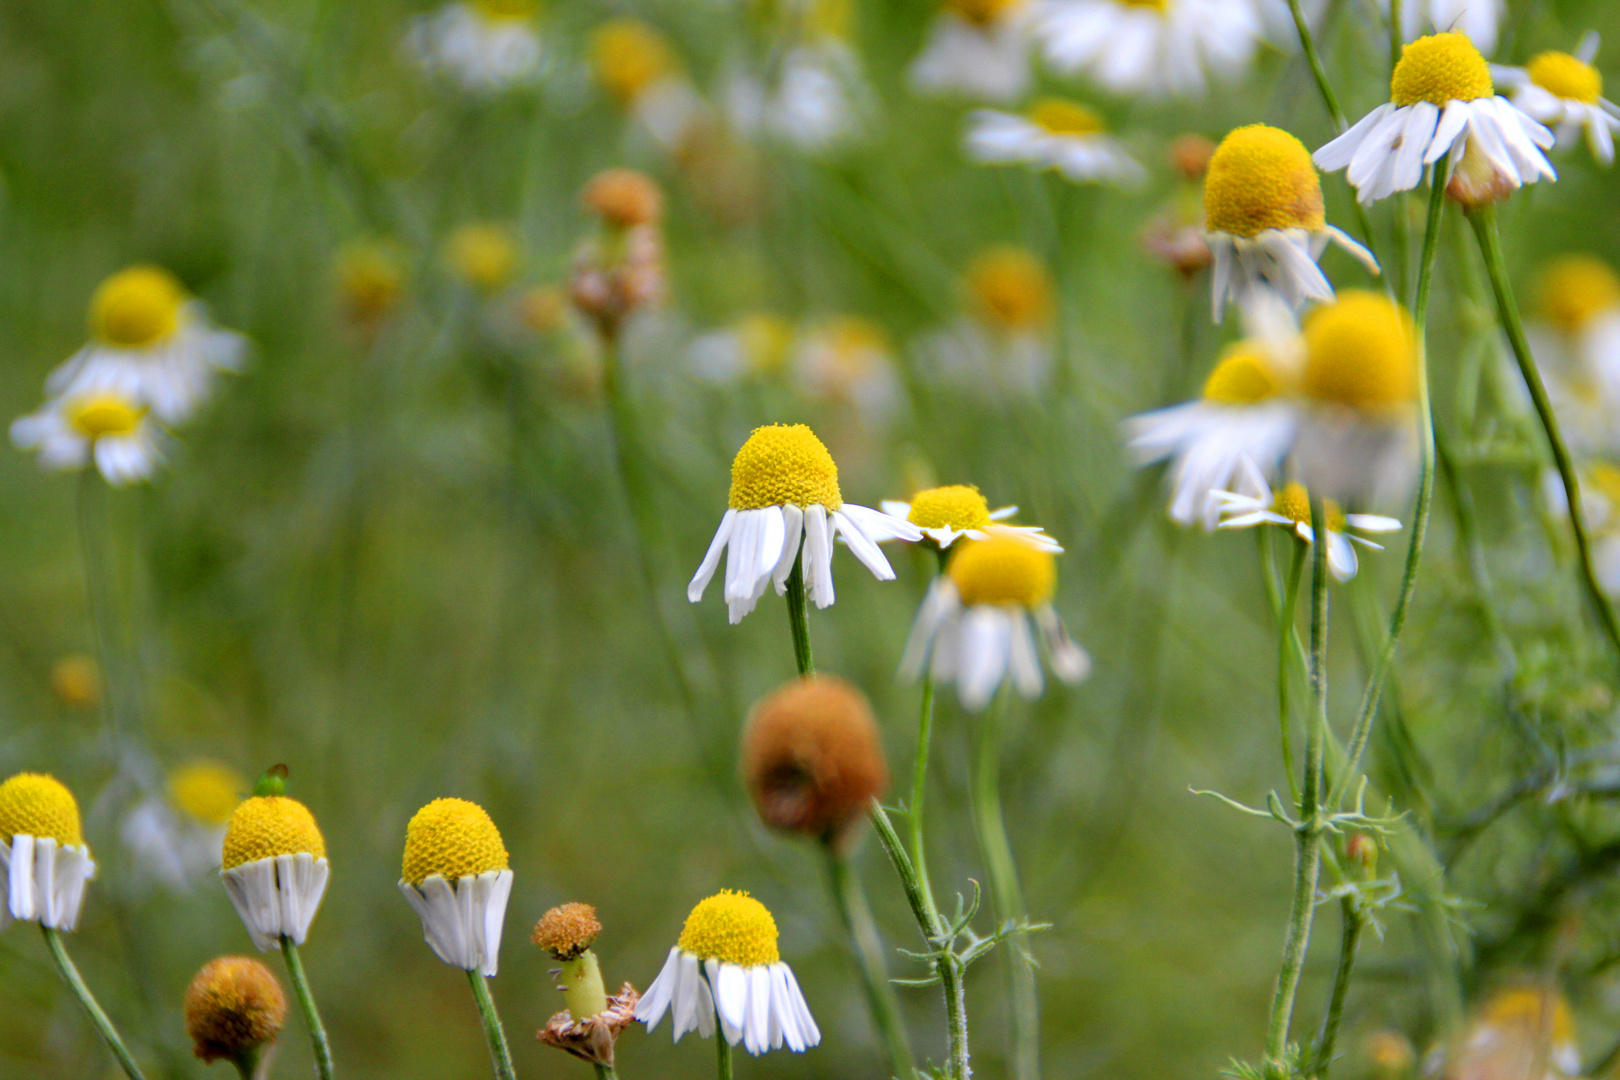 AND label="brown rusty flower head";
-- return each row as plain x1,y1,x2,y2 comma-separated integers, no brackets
582,169,665,230
183,956,287,1064
533,902,602,961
